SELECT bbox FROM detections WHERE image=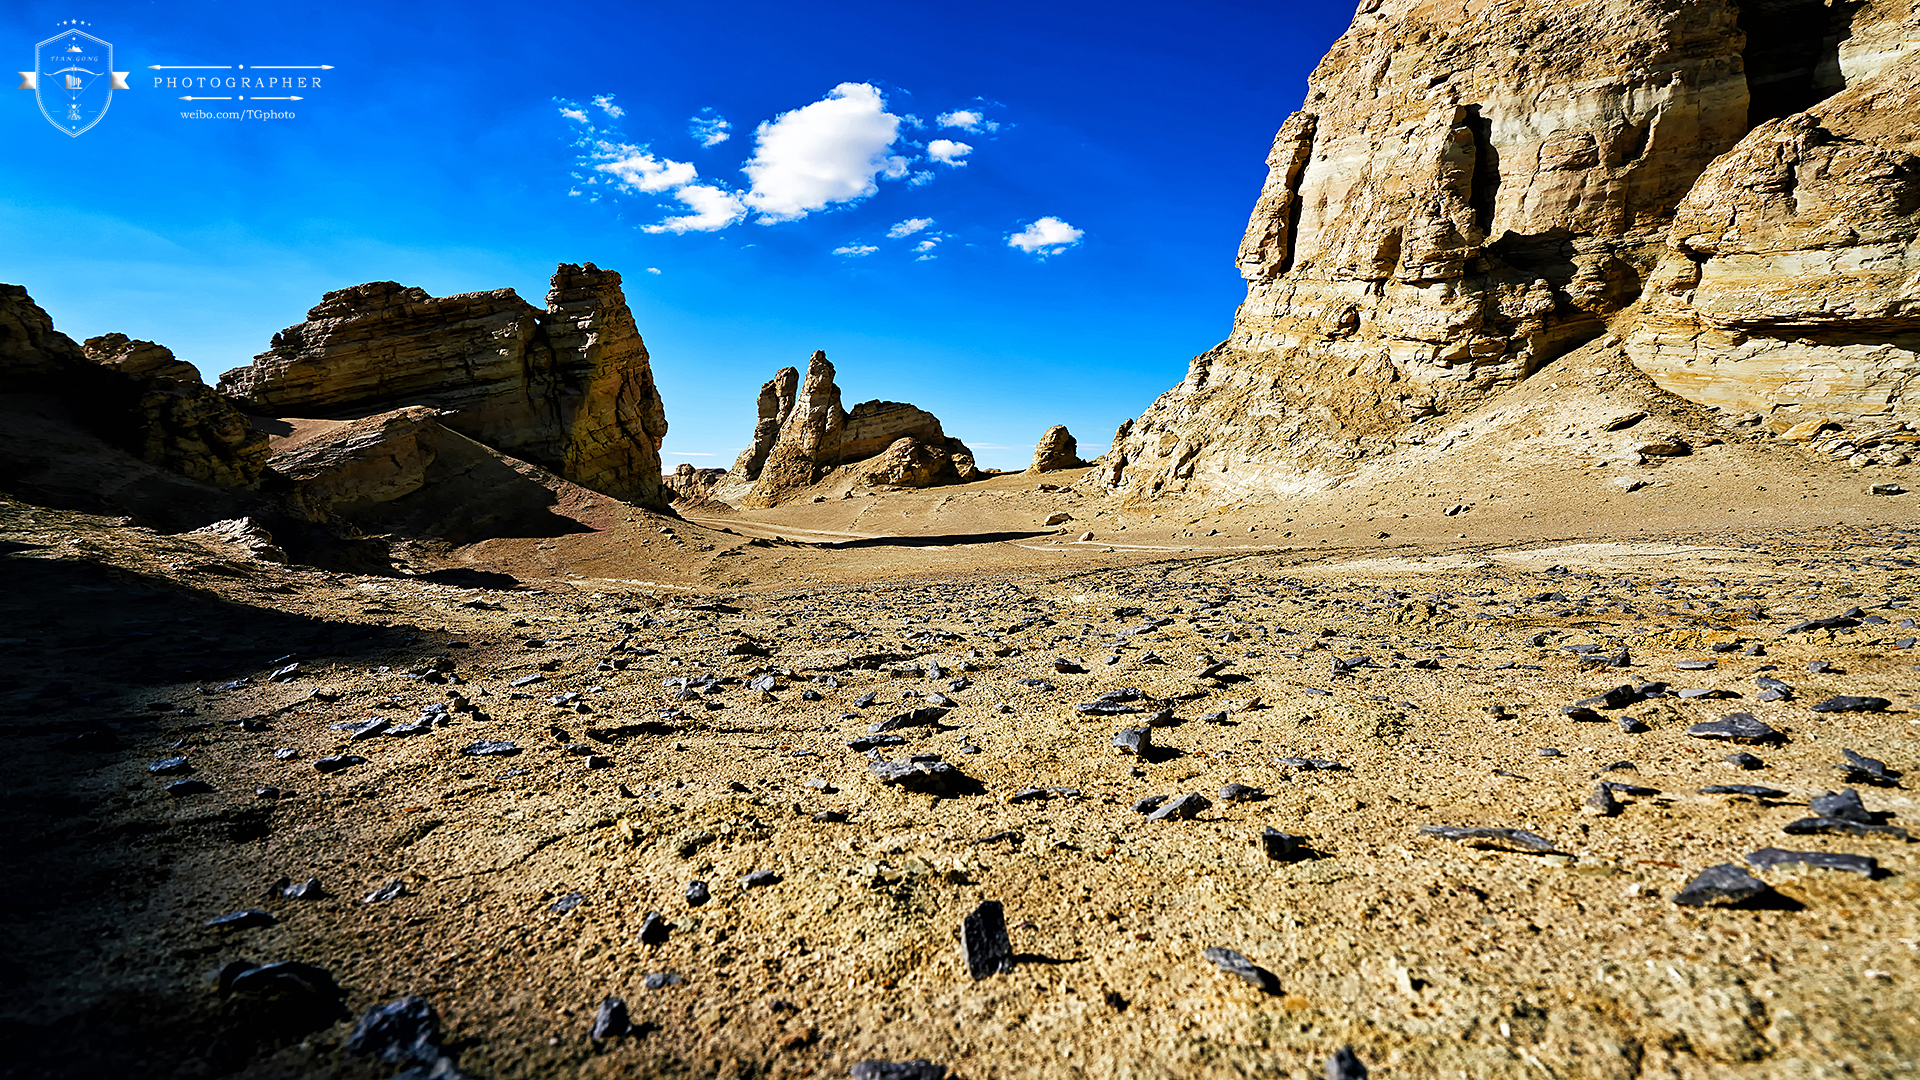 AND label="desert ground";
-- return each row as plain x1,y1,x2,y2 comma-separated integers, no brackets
6,370,1920,1080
